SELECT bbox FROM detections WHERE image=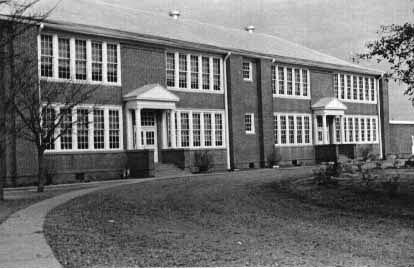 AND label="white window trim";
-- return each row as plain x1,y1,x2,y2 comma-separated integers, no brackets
243,61,253,81
334,72,378,104
166,51,224,94
274,112,313,147
44,104,123,153
272,65,311,100
39,33,122,86
337,115,379,145
245,113,255,134
164,109,226,150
